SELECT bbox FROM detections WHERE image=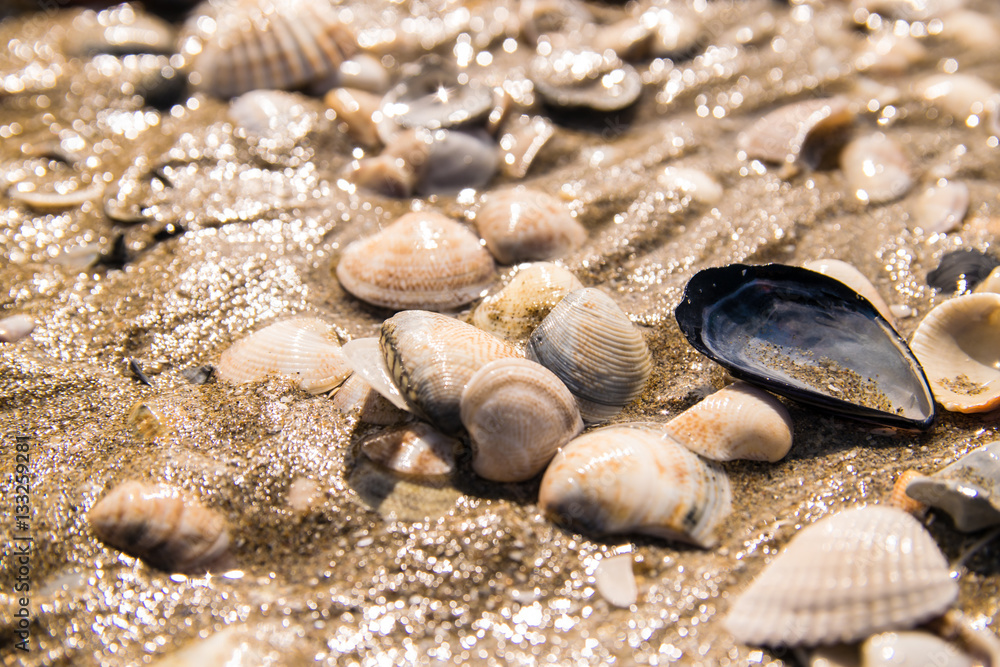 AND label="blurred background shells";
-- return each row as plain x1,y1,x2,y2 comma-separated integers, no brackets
0,313,34,343
841,132,913,204
336,212,495,311
360,422,458,479
926,249,1000,294
472,262,583,342
906,441,1000,531
529,48,641,112
474,187,586,265
911,181,969,234
330,373,409,426
216,317,351,394
656,166,723,206
538,424,732,548
460,358,583,483
89,481,233,574
913,73,998,126
737,97,853,173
